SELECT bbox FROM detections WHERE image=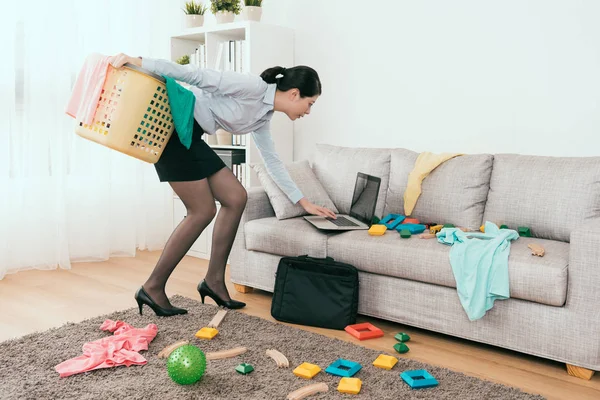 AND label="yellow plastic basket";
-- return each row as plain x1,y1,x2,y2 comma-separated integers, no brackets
75,63,175,163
